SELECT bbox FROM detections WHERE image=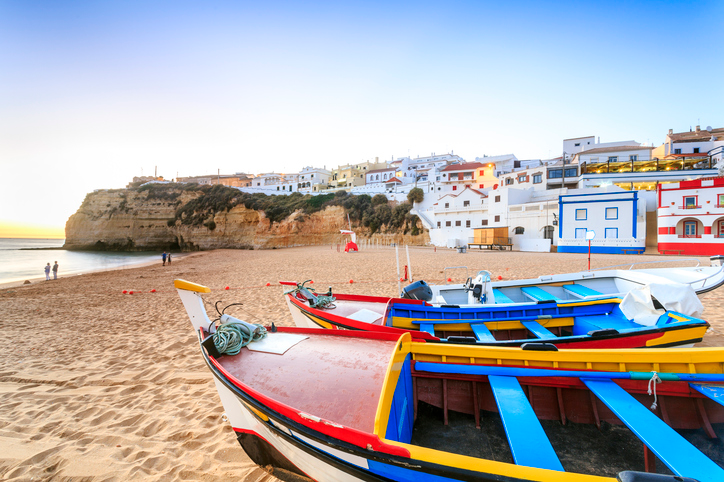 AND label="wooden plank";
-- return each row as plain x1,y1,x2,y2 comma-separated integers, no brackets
492,289,514,304
488,375,564,471
583,378,724,481
521,286,561,302
691,383,724,407
470,322,496,342
417,323,435,337
521,320,557,339
563,284,603,298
